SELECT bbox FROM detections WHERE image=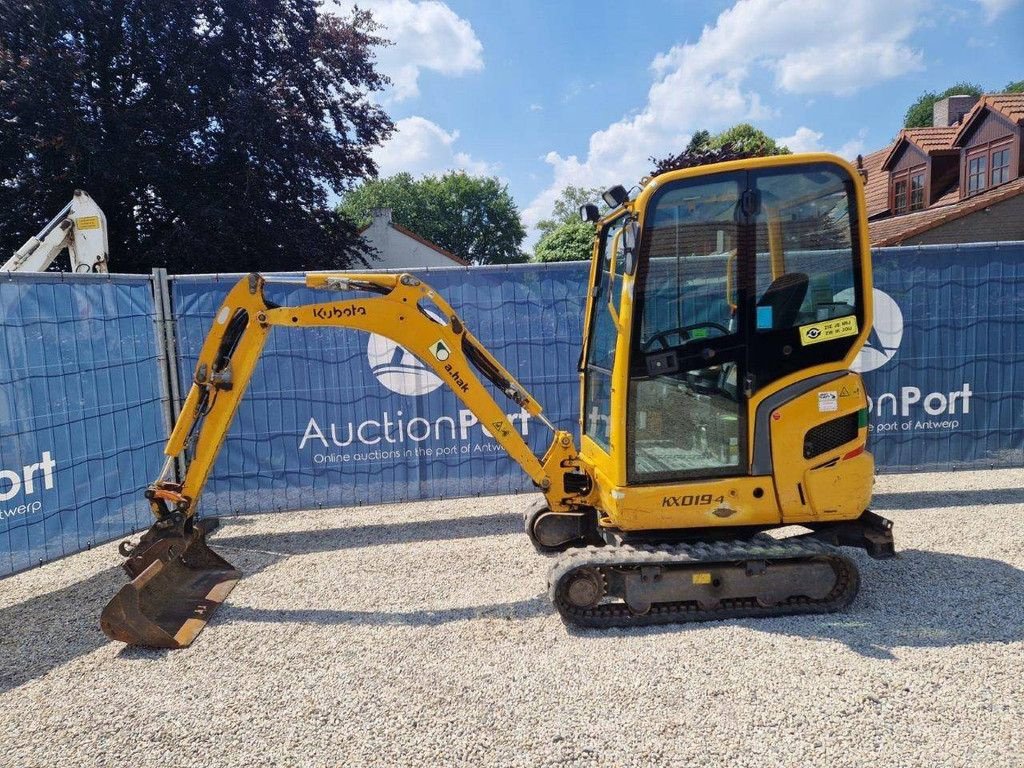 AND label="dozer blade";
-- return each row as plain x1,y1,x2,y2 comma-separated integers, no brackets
100,521,240,649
